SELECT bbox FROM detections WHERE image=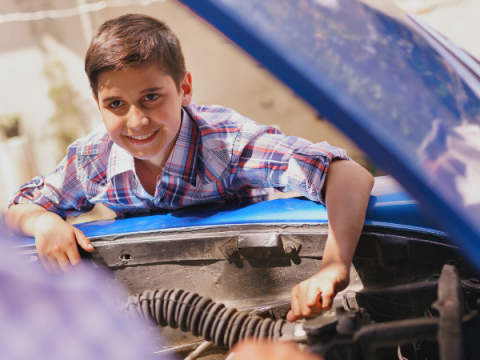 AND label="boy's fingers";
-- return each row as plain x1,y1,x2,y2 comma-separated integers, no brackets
319,282,335,310
56,252,72,273
306,283,323,313
74,228,94,252
38,254,53,273
66,246,85,272
290,287,303,320
286,310,297,322
46,255,62,274
298,282,313,317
